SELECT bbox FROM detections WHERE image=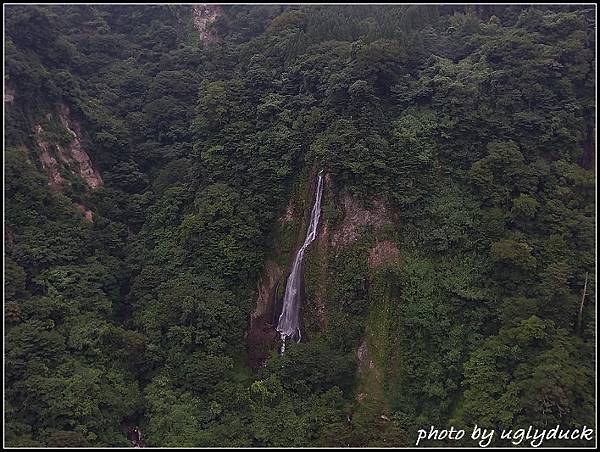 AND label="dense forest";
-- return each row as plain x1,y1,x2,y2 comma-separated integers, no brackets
4,4,596,448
